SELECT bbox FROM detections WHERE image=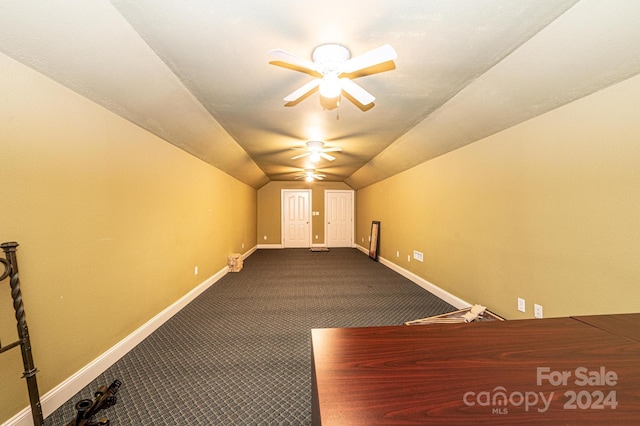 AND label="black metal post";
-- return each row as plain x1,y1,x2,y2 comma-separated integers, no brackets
1,242,44,426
